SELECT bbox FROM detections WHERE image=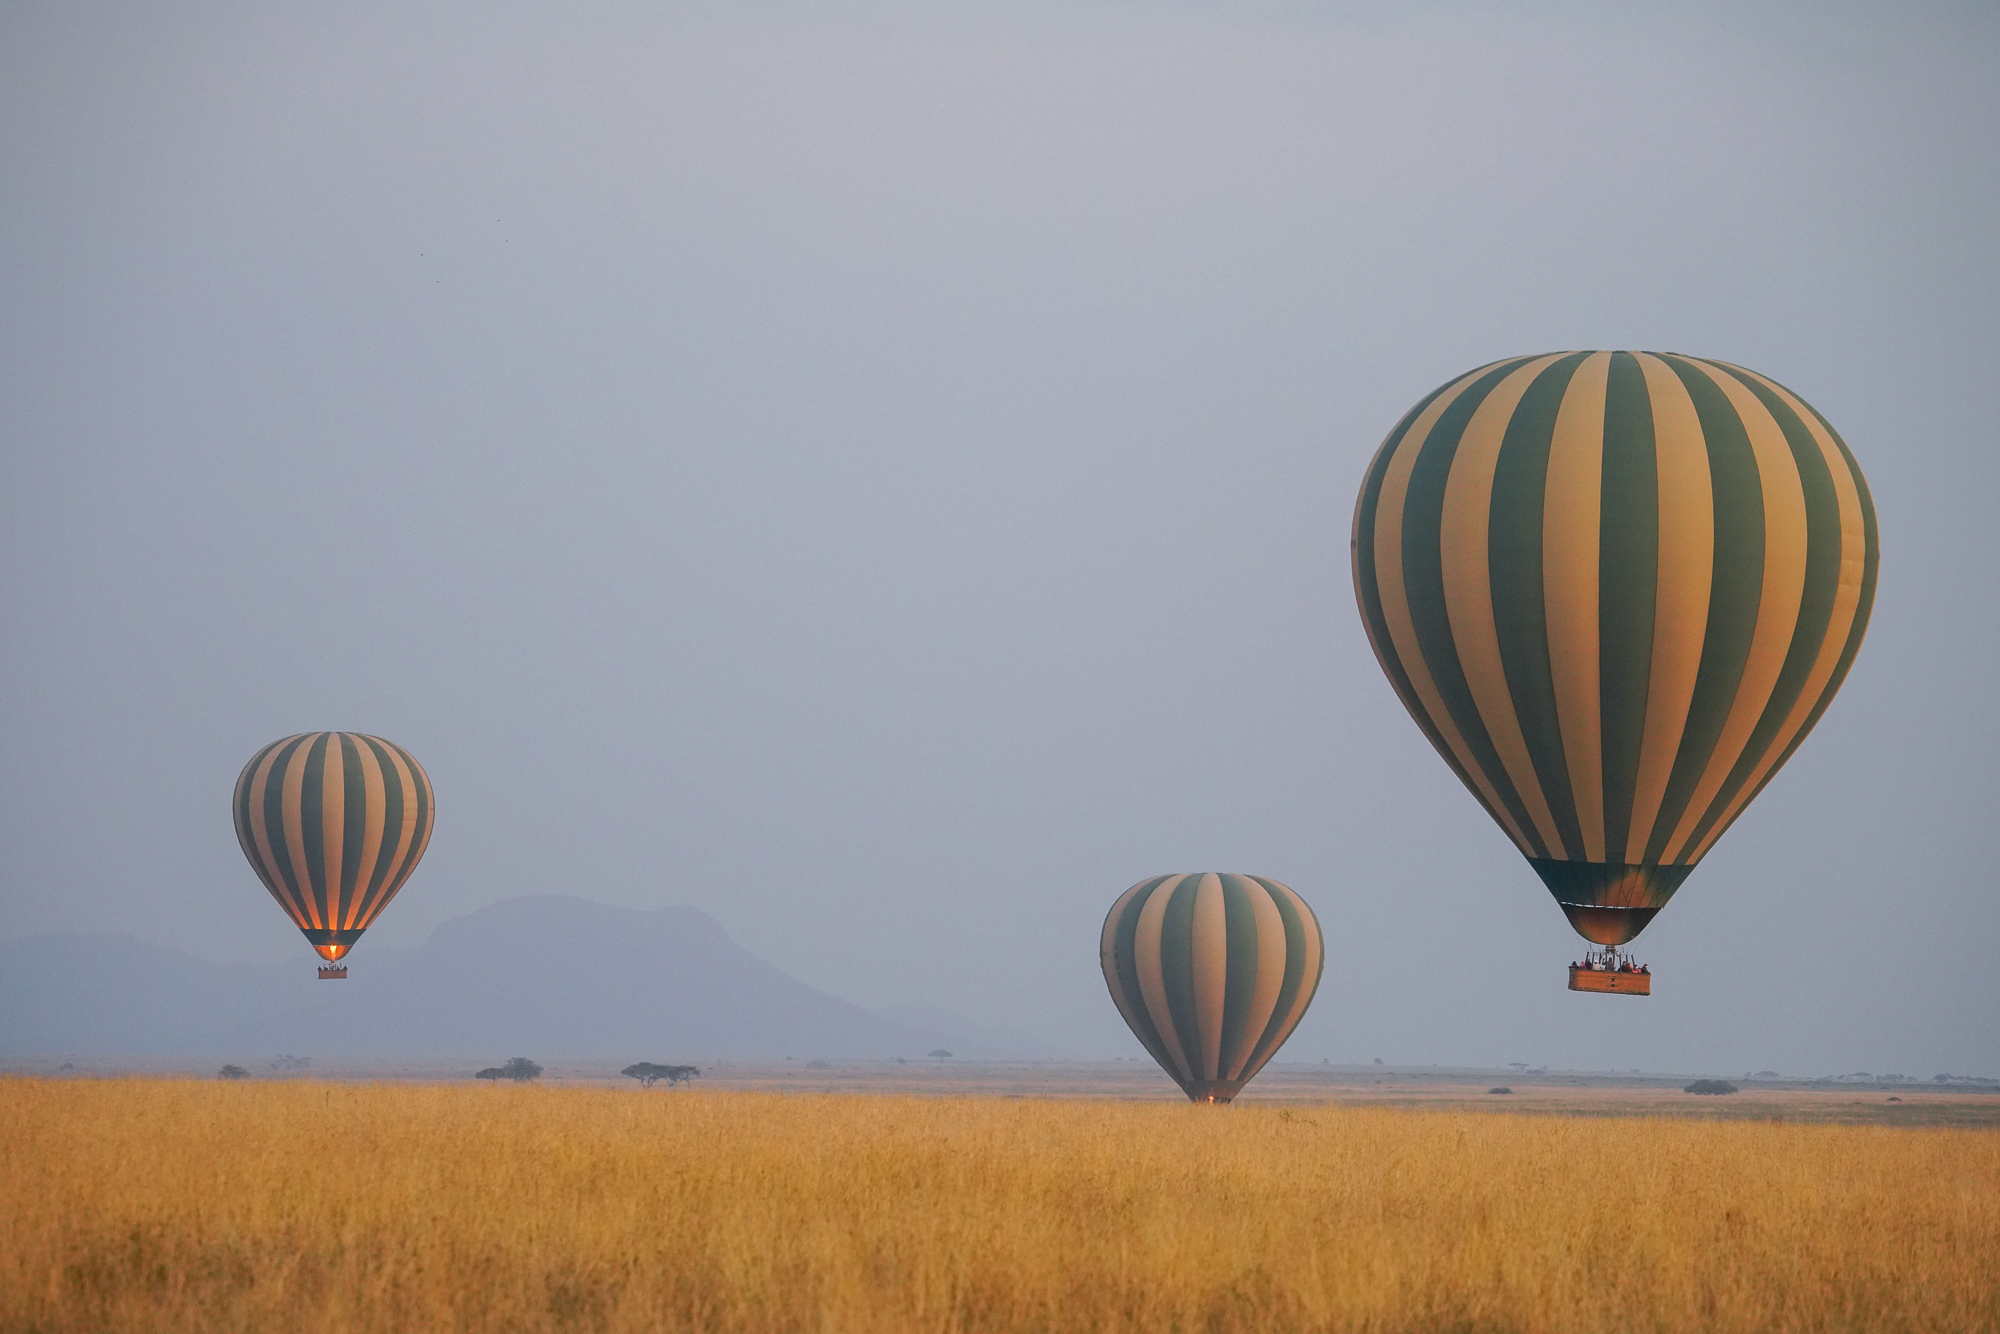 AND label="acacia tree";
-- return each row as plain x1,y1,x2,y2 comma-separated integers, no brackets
476,1058,543,1083
622,1062,701,1088
1684,1079,1739,1096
